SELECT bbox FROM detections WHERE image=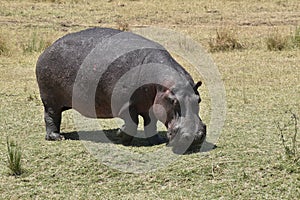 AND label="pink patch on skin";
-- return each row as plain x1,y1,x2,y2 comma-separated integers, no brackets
152,104,167,124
